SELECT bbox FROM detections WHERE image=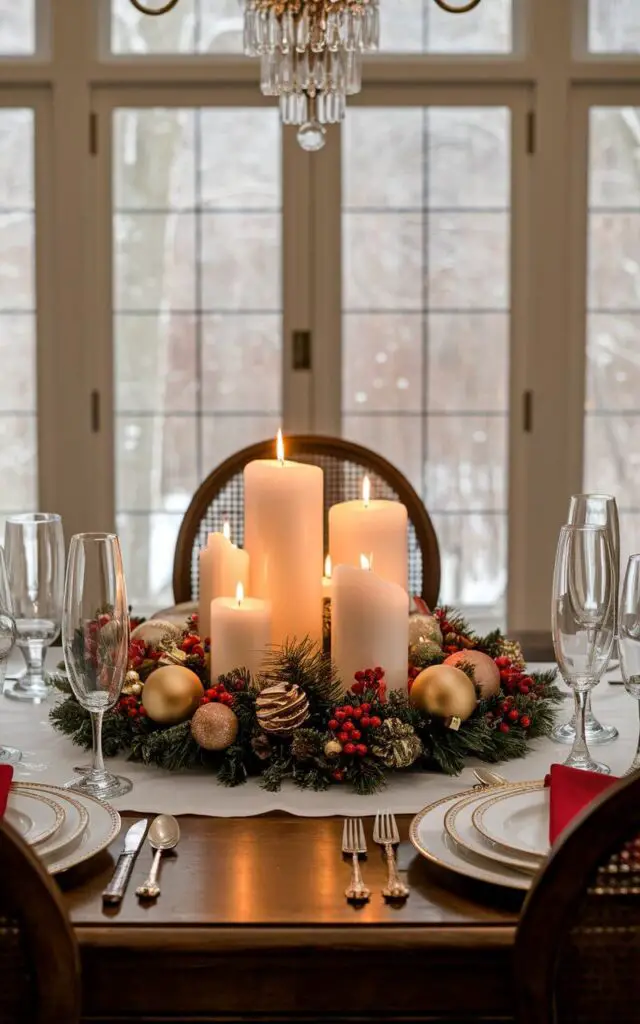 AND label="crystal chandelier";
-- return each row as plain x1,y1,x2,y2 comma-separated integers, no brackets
129,0,483,151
